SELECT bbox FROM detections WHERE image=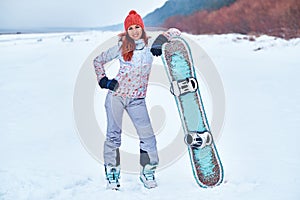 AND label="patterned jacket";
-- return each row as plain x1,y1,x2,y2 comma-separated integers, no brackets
93,28,181,98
